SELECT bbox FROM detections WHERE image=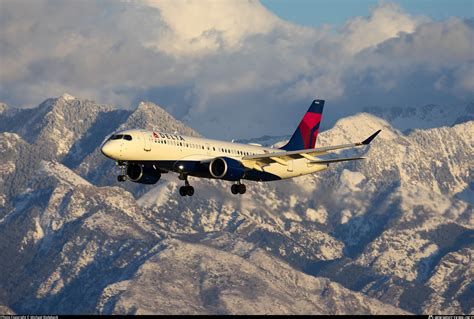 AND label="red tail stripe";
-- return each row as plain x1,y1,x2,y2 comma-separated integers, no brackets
298,113,321,148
